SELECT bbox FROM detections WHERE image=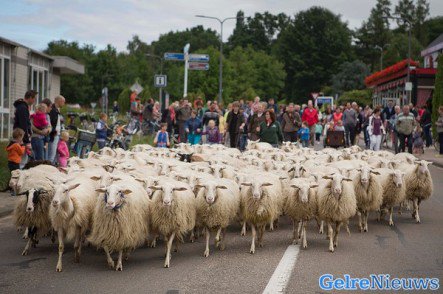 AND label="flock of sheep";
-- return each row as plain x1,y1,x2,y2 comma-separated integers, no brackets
9,140,434,271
